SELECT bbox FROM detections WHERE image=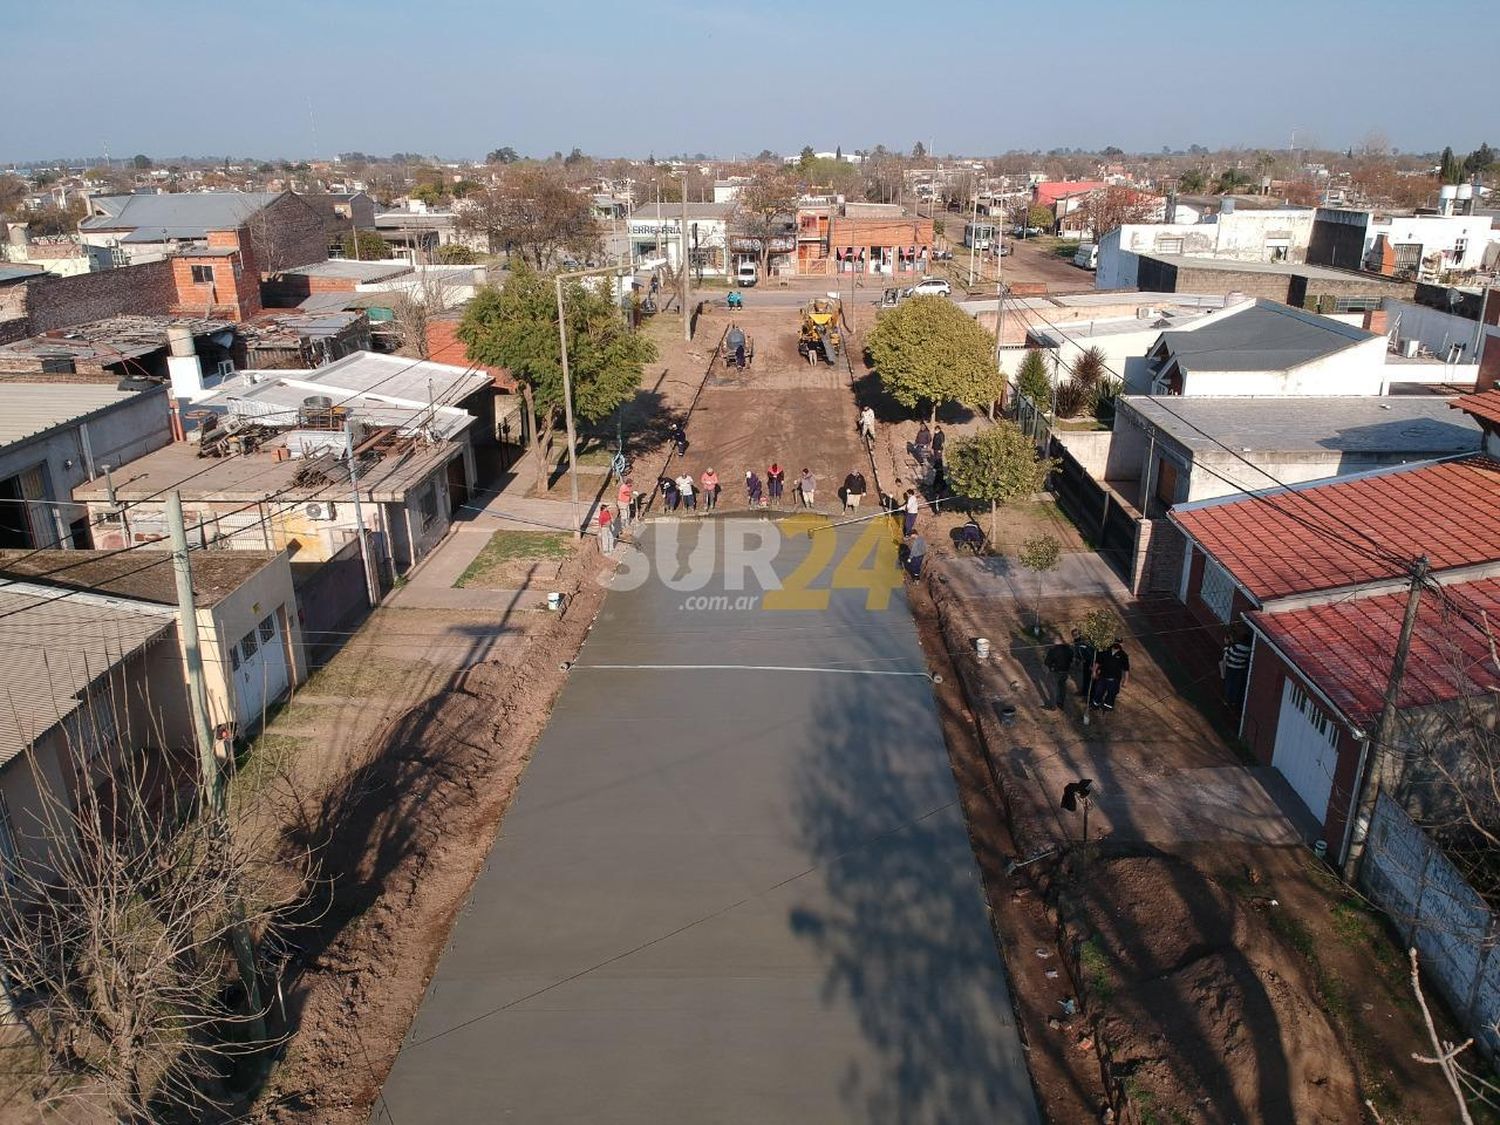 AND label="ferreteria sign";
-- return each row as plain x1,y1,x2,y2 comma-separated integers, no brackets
629,219,685,237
